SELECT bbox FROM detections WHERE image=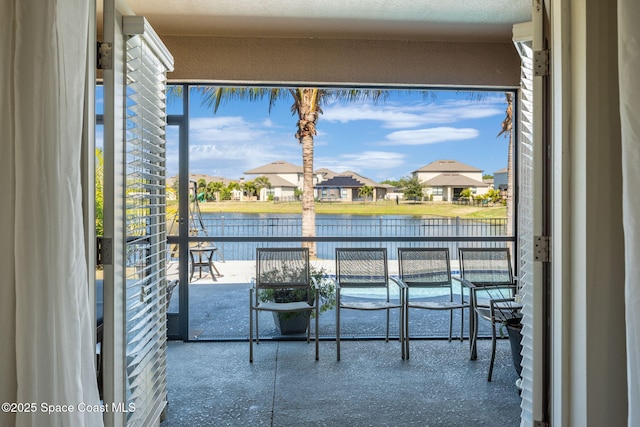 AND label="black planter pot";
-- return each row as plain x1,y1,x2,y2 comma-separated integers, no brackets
273,311,309,335
506,321,523,376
